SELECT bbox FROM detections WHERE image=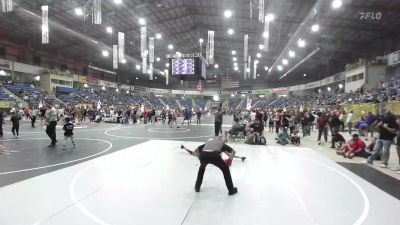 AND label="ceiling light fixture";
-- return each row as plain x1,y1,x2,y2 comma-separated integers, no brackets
264,66,269,71
262,32,269,38
156,33,162,39
266,13,274,22
311,24,320,32
233,57,237,62
214,64,219,69
298,39,306,48
234,67,239,71
259,44,264,50
102,50,109,57
224,10,232,18
277,65,283,71
254,60,259,64
138,18,146,25
288,50,295,57
74,8,83,16
332,0,343,9
121,58,127,64
136,65,140,70
165,63,170,67
168,44,173,50
304,74,307,77
199,38,204,43
256,53,261,58
282,59,288,65
232,50,236,55
227,28,234,35
106,26,113,33
233,62,238,67
114,0,122,4
156,57,161,62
